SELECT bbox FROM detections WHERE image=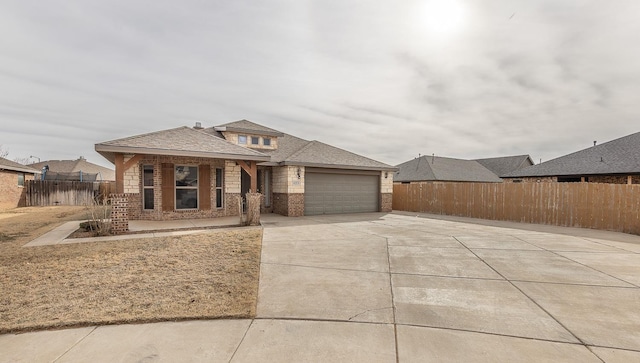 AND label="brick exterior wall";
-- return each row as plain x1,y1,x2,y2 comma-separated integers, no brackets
110,193,129,234
272,166,305,216
127,193,141,220
273,166,304,193
118,152,395,219
504,175,640,184
380,171,393,213
273,192,304,216
588,175,640,184
0,170,34,210
504,177,558,183
380,193,393,212
122,155,240,220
